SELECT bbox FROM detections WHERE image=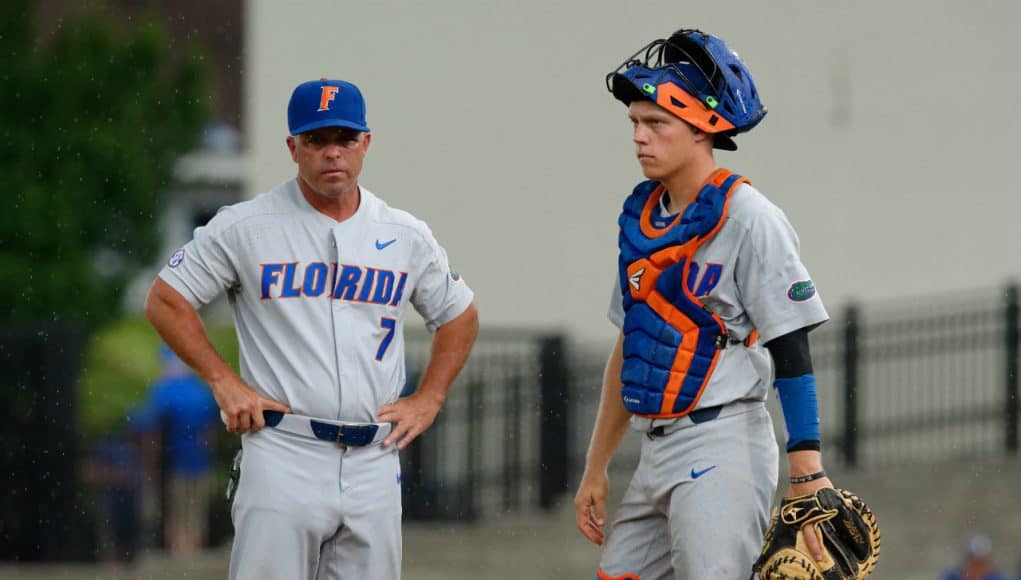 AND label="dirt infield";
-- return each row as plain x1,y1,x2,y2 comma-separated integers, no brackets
3,457,1020,579
0,512,595,580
